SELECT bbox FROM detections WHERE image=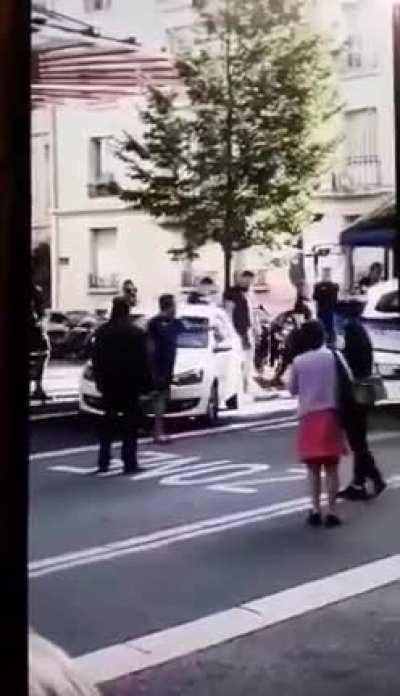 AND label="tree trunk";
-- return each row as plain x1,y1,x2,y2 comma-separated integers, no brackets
223,245,232,292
